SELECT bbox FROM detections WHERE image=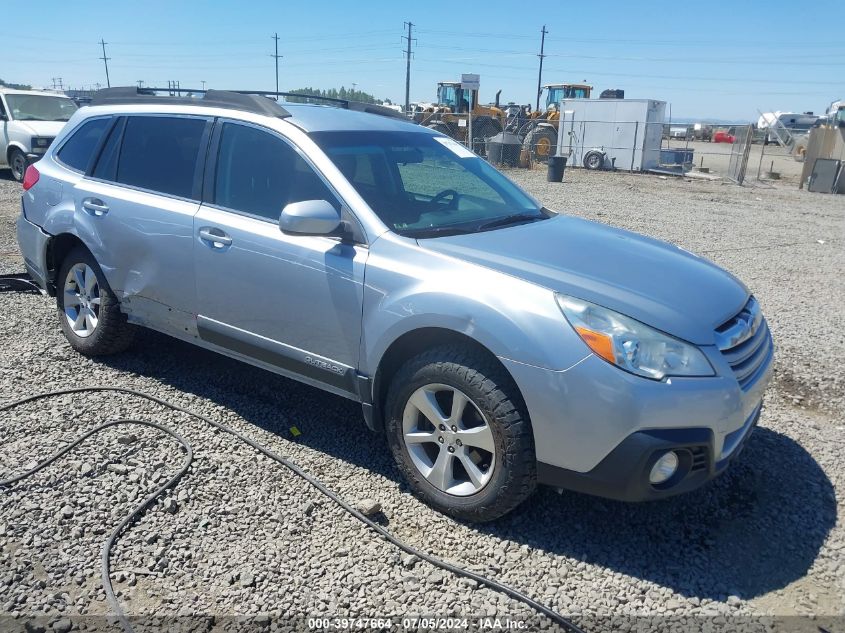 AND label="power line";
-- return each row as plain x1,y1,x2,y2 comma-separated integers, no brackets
412,57,838,85
94,43,395,60
415,28,845,48
416,43,845,66
416,28,535,40
99,38,111,88
536,25,547,111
